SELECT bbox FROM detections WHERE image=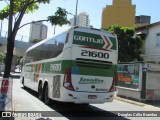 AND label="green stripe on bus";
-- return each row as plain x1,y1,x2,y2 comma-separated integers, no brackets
63,60,116,77
25,60,116,77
